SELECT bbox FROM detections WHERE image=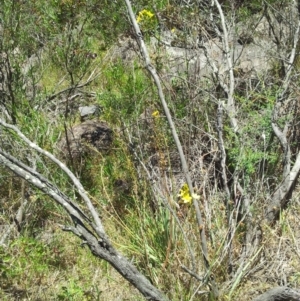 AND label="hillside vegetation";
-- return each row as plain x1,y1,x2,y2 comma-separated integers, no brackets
1,1,300,300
